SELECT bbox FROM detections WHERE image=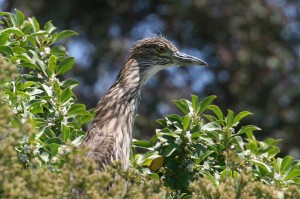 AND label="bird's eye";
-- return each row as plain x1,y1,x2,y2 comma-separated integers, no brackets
156,46,166,53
